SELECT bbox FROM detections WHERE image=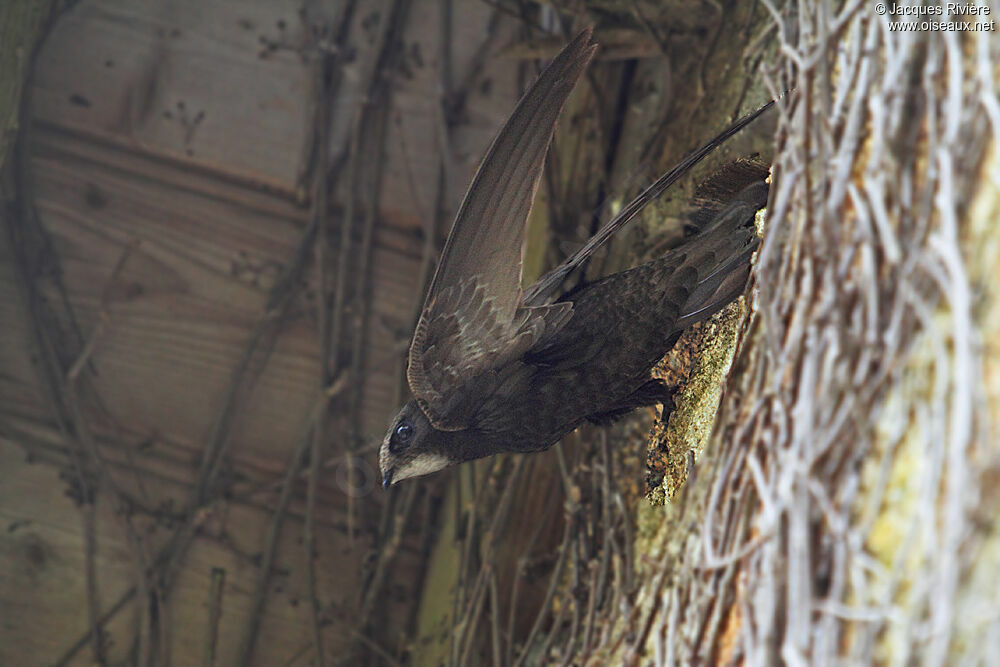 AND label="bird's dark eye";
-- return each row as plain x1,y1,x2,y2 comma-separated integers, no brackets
395,422,413,441
391,421,414,453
